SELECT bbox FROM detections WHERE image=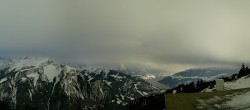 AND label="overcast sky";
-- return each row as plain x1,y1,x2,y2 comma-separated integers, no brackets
1,0,250,73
